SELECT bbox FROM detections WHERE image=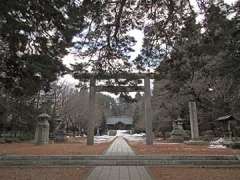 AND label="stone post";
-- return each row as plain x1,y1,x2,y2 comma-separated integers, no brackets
35,113,50,145
227,121,232,140
96,128,100,136
144,76,153,145
188,101,199,140
87,77,96,145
